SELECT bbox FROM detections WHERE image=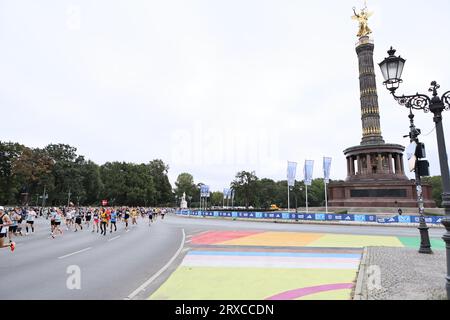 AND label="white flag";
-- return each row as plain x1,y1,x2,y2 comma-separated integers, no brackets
323,157,332,183
287,161,297,187
304,160,314,186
